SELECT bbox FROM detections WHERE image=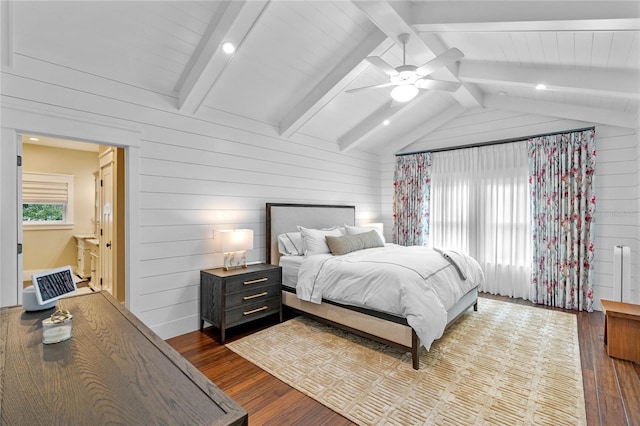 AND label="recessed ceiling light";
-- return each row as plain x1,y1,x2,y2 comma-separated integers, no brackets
383,120,390,126
535,84,546,90
498,91,507,96
28,137,39,141
222,42,235,54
